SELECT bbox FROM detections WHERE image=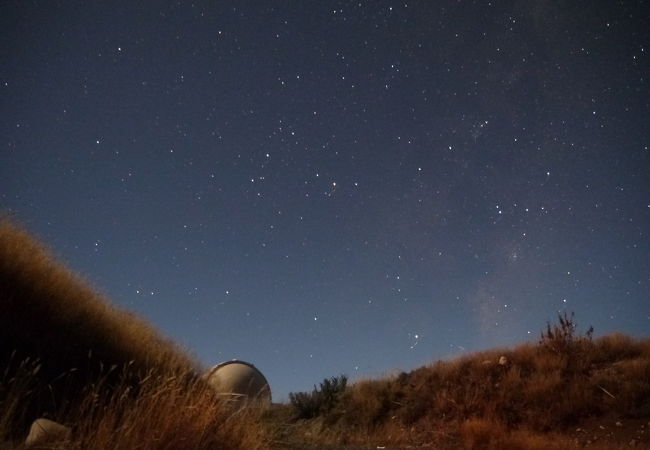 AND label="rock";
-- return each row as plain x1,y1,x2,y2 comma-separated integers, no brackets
616,421,623,427
25,418,71,447
498,356,508,366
